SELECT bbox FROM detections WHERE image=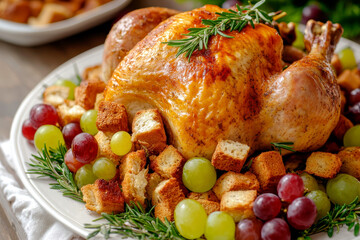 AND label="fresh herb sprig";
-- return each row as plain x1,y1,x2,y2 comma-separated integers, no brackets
85,202,185,240
271,142,295,154
27,144,83,202
299,197,360,239
165,0,277,61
